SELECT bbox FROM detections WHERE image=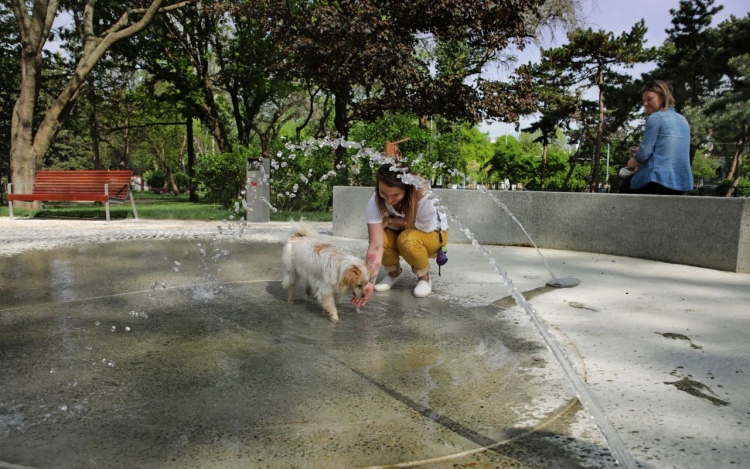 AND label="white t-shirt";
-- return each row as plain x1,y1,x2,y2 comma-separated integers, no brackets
365,191,448,232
